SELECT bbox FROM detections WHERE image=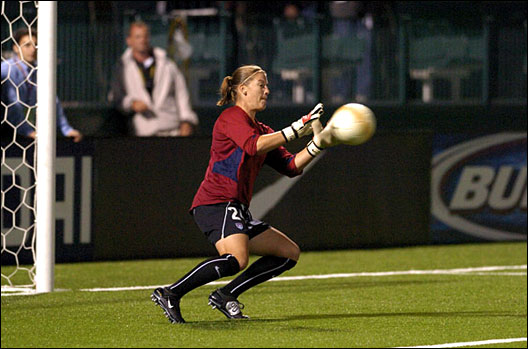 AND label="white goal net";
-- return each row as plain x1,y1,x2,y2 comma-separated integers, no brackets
1,1,56,295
